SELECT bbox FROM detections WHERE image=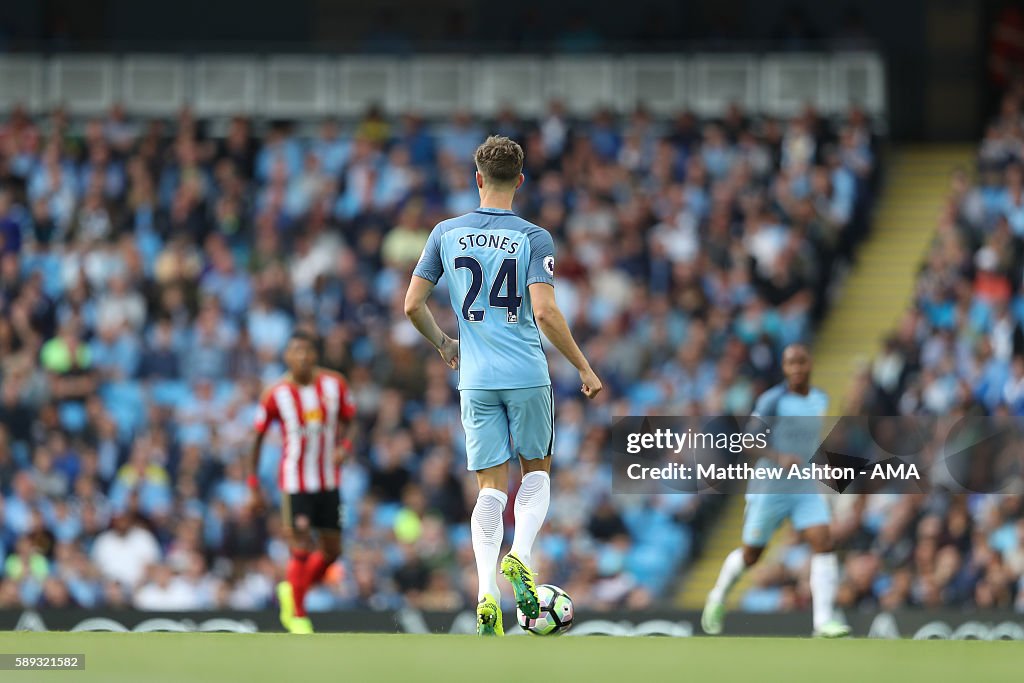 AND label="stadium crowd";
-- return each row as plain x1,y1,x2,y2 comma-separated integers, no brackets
743,78,1024,615
0,97,877,612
